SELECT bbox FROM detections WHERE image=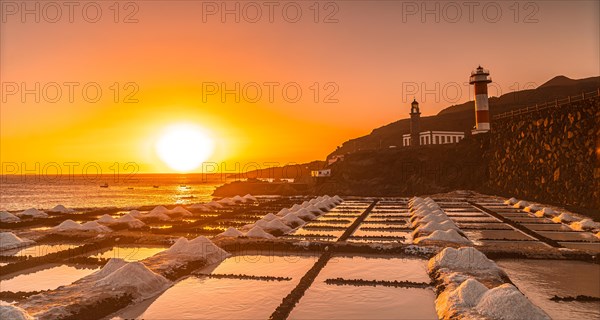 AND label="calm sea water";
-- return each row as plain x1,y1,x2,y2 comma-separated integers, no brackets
0,174,231,211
